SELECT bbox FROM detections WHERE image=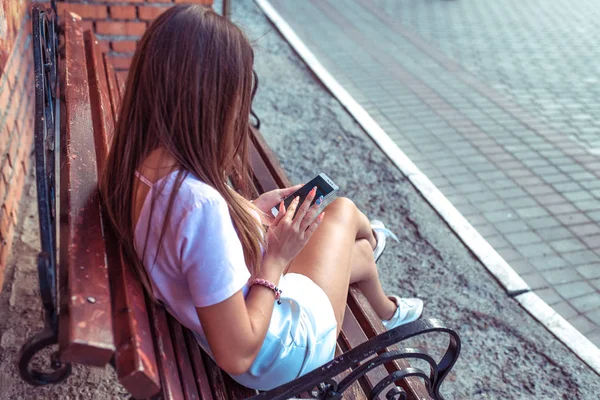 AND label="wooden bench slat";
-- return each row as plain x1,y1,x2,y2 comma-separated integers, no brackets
103,54,121,123
200,353,229,400
333,343,367,400
58,11,115,366
221,372,257,399
339,305,389,394
84,30,113,174
148,303,186,400
348,286,431,400
184,329,215,400
111,251,162,399
167,315,202,400
249,139,280,194
249,129,291,189
116,70,128,96
84,32,162,399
